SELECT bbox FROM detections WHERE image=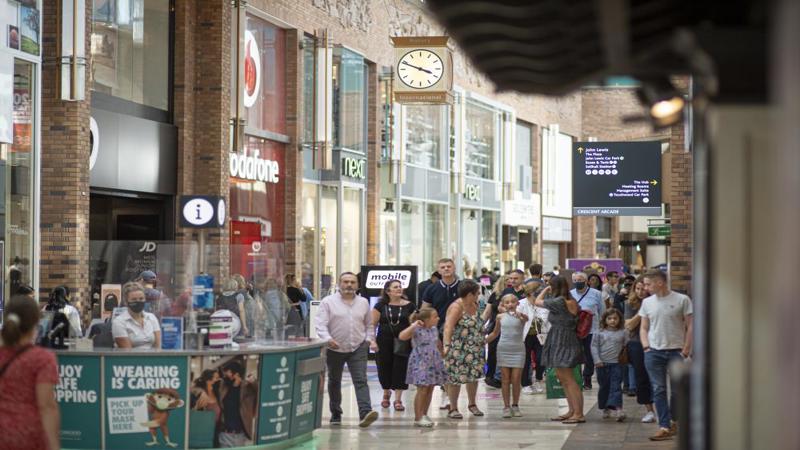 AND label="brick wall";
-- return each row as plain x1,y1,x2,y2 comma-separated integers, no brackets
39,0,92,303
573,216,596,258
669,120,692,294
